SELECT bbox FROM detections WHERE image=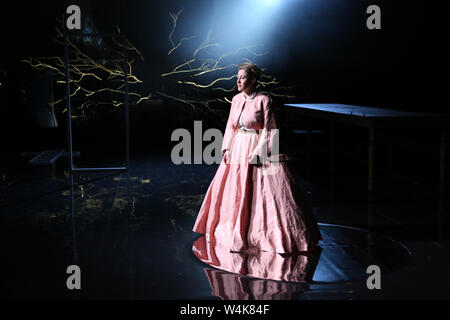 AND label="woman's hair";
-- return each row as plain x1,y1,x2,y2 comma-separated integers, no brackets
238,62,262,82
